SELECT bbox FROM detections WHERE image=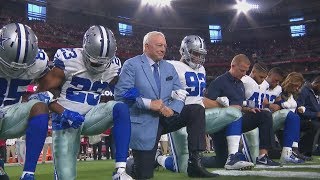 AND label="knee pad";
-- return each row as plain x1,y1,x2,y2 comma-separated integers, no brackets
272,109,290,131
